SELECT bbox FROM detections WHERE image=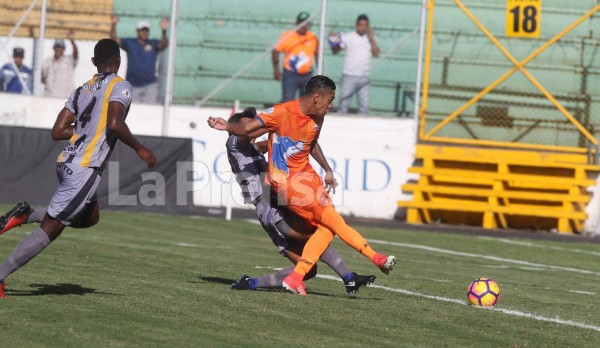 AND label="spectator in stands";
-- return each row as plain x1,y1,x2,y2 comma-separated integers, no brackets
329,14,380,115
0,47,33,94
42,31,79,98
272,11,319,102
110,14,169,104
